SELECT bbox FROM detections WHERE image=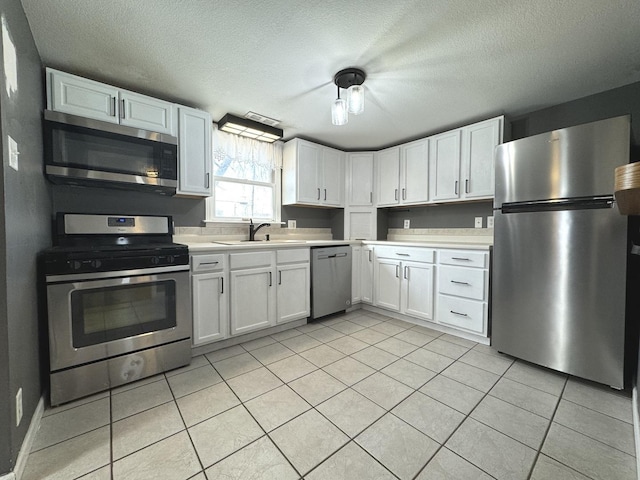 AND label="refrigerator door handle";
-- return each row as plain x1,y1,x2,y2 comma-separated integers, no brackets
501,196,615,214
